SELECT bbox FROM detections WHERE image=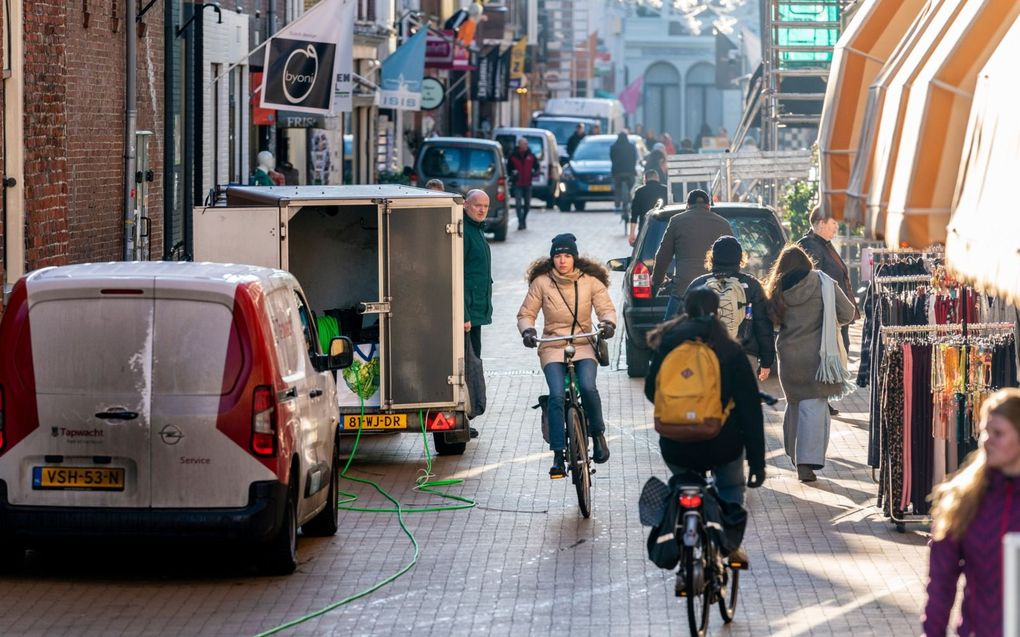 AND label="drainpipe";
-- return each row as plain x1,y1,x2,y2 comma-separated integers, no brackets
2,0,25,298
124,0,138,260
163,0,175,259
